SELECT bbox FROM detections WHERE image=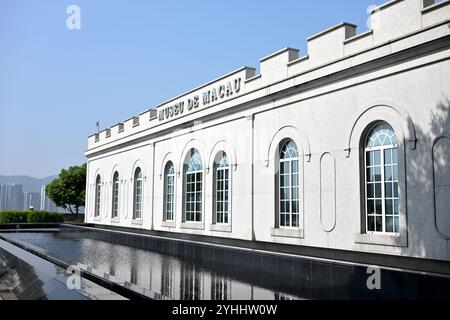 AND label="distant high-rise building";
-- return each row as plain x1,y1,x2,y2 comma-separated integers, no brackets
40,185,57,212
0,185,6,210
23,192,40,210
0,183,23,210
